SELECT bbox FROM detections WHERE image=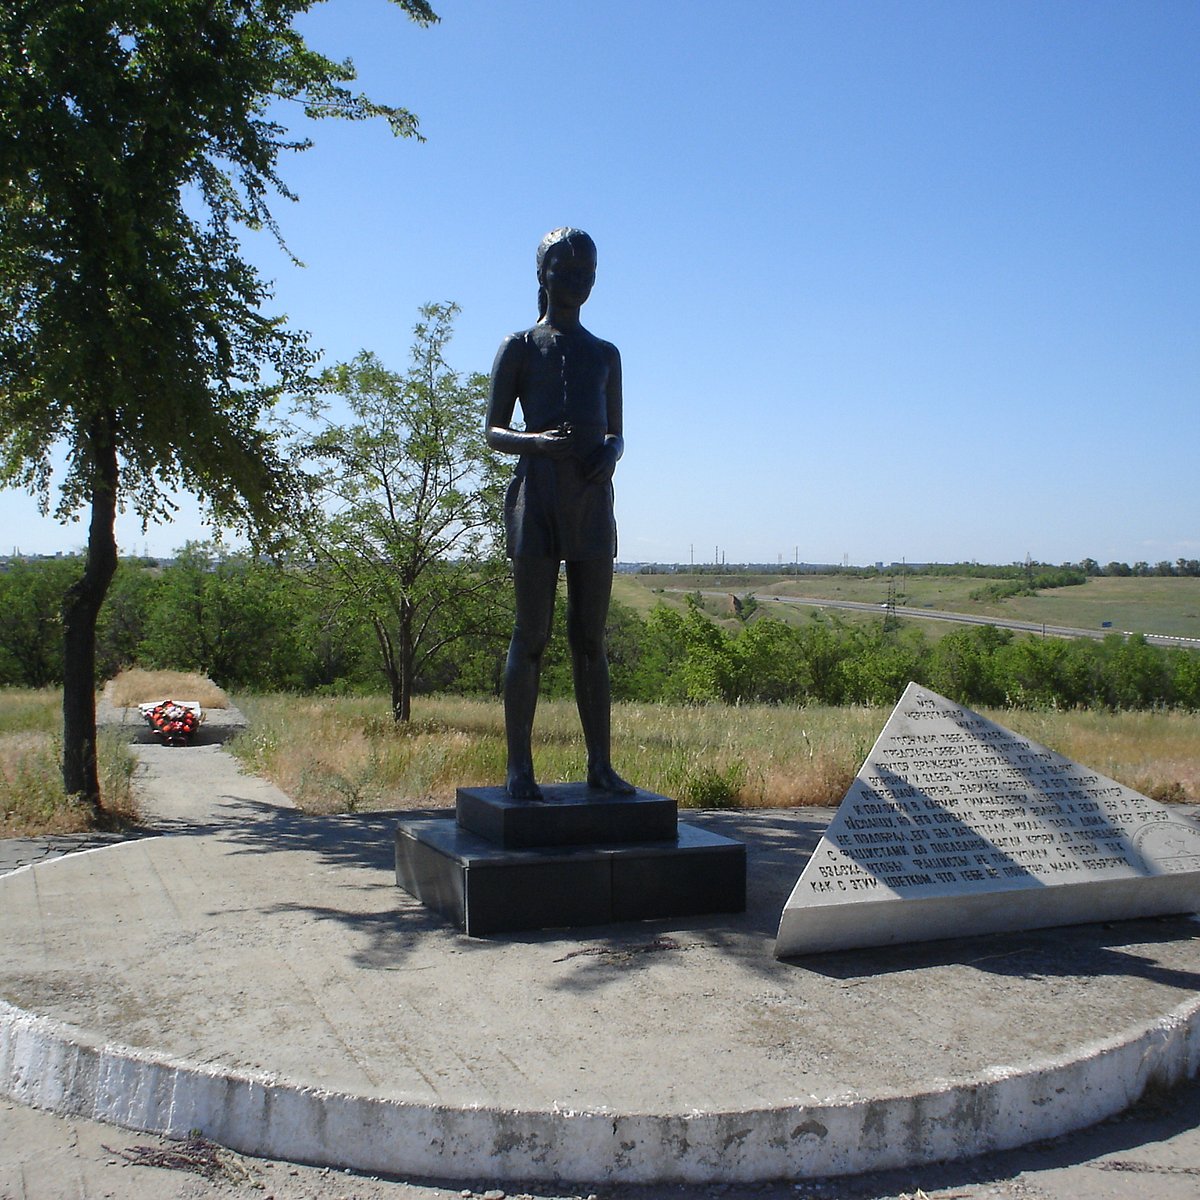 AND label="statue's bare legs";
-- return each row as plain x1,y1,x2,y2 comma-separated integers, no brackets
504,557,556,799
503,556,634,799
566,559,635,794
